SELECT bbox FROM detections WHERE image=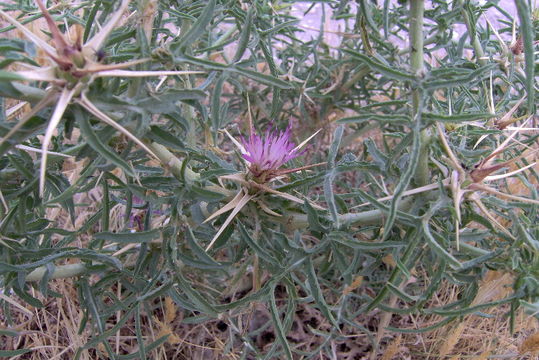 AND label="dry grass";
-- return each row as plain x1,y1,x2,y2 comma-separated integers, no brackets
3,269,539,359
402,272,539,359
2,174,538,360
